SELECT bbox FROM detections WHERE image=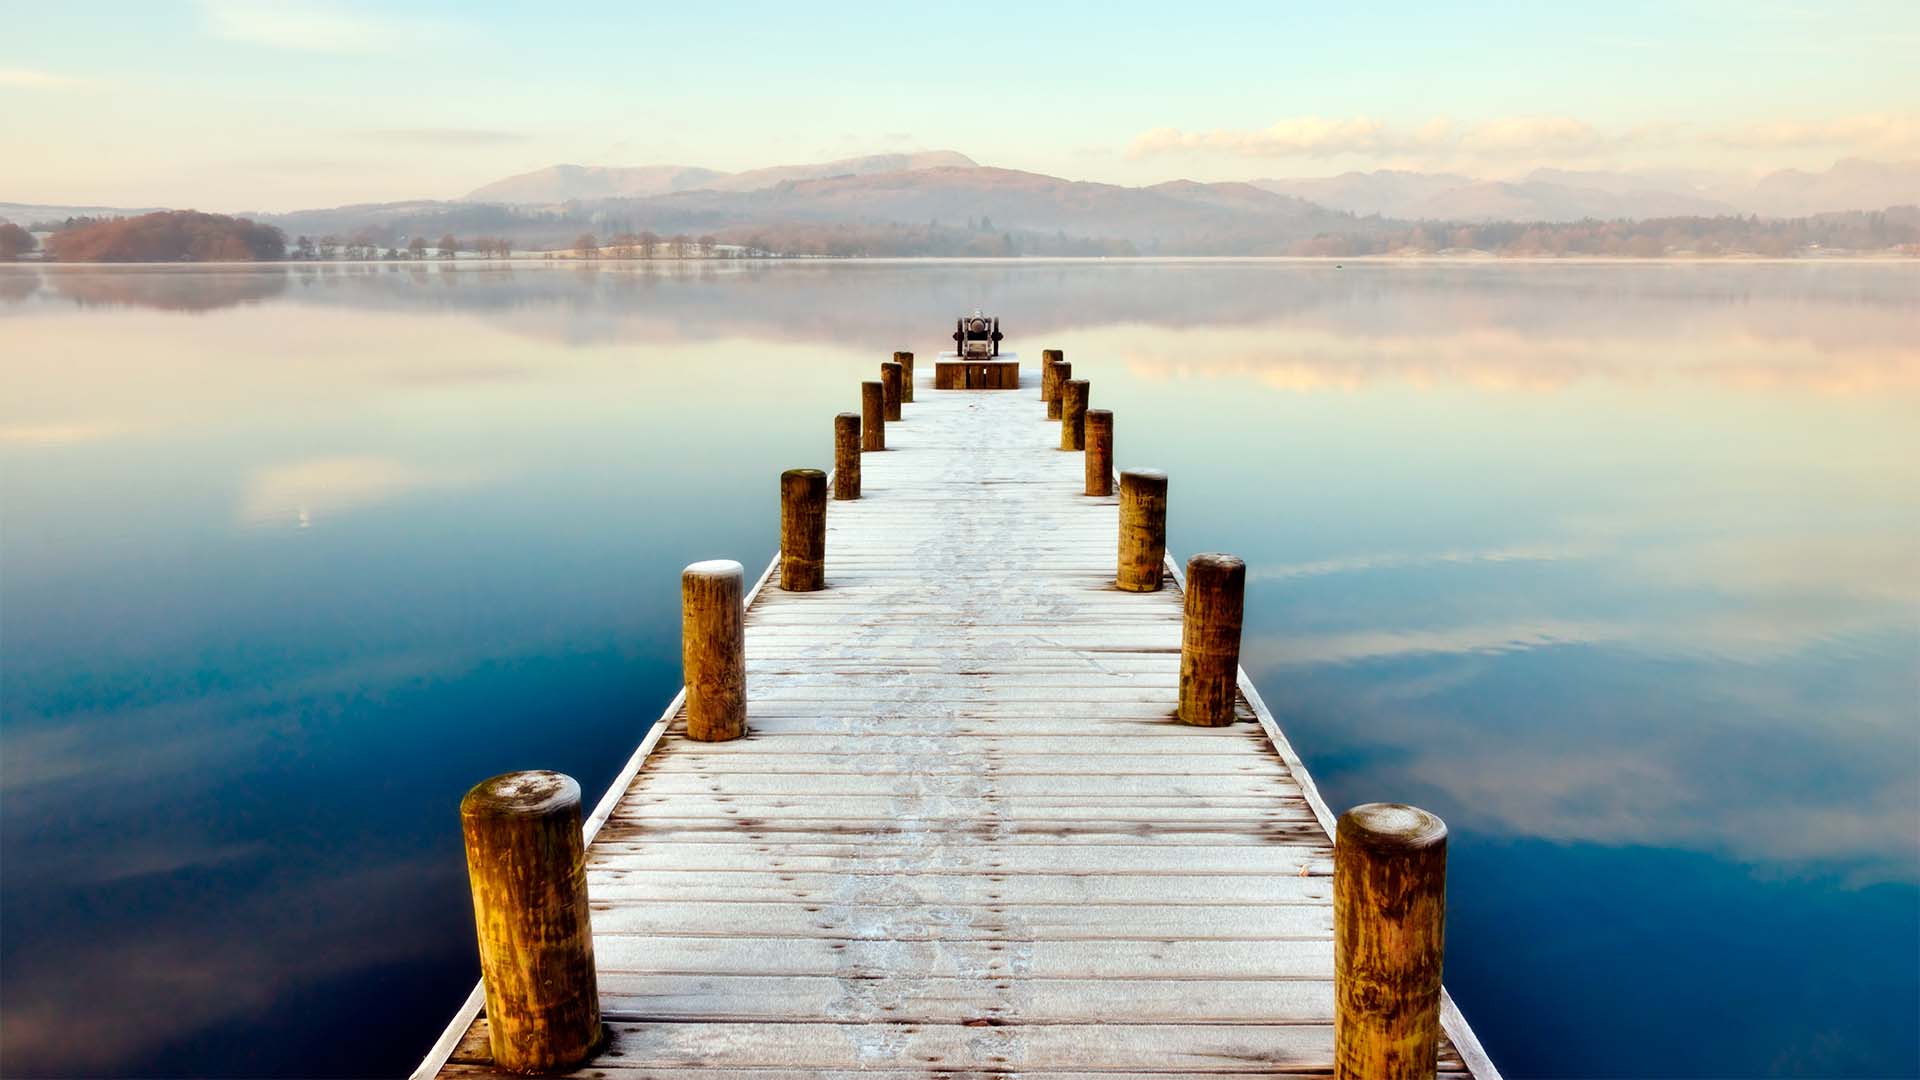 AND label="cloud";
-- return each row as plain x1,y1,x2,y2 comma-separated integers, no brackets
1129,113,1625,162
358,128,533,146
1129,111,1920,165
0,67,88,89
1709,110,1920,155
0,422,120,445
1131,116,1422,159
1457,115,1608,157
199,0,446,53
